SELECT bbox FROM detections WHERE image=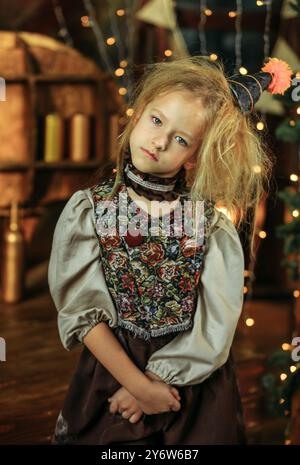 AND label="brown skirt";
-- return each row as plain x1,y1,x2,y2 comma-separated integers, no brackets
53,326,246,445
